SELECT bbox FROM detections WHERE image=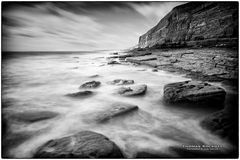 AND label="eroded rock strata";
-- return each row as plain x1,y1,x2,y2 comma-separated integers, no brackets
138,2,238,49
